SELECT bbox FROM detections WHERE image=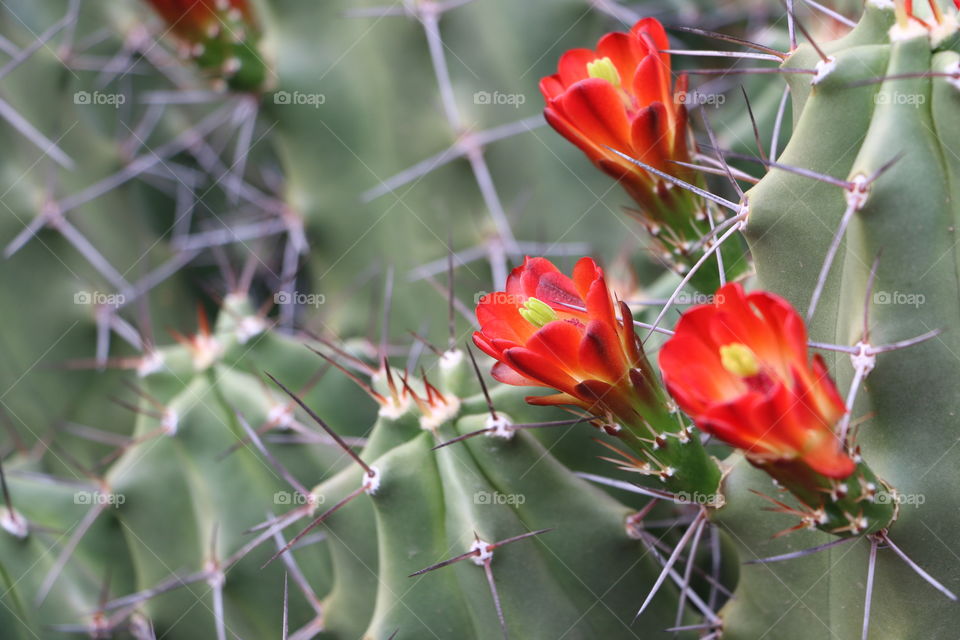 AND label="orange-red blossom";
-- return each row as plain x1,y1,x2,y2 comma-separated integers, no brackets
659,283,855,479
